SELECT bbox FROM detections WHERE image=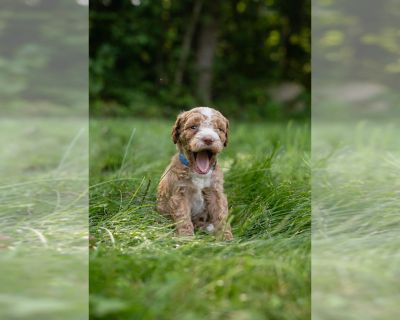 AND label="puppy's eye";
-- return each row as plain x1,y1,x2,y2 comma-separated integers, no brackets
190,125,198,130
218,128,225,132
